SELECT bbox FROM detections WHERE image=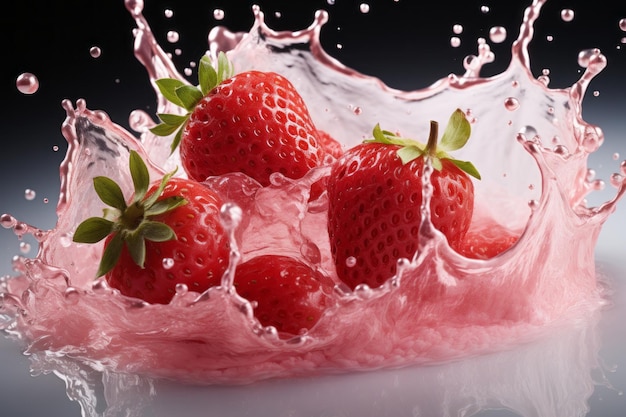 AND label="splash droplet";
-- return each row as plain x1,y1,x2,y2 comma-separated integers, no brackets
164,9,173,18
162,258,175,270
19,242,31,254
16,73,39,95
561,9,575,22
24,189,36,201
359,3,370,13
480,5,490,13
167,31,179,43
452,24,463,35
346,257,357,268
620,18,626,32
489,26,507,43
89,46,102,58
213,9,225,20
450,37,461,48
